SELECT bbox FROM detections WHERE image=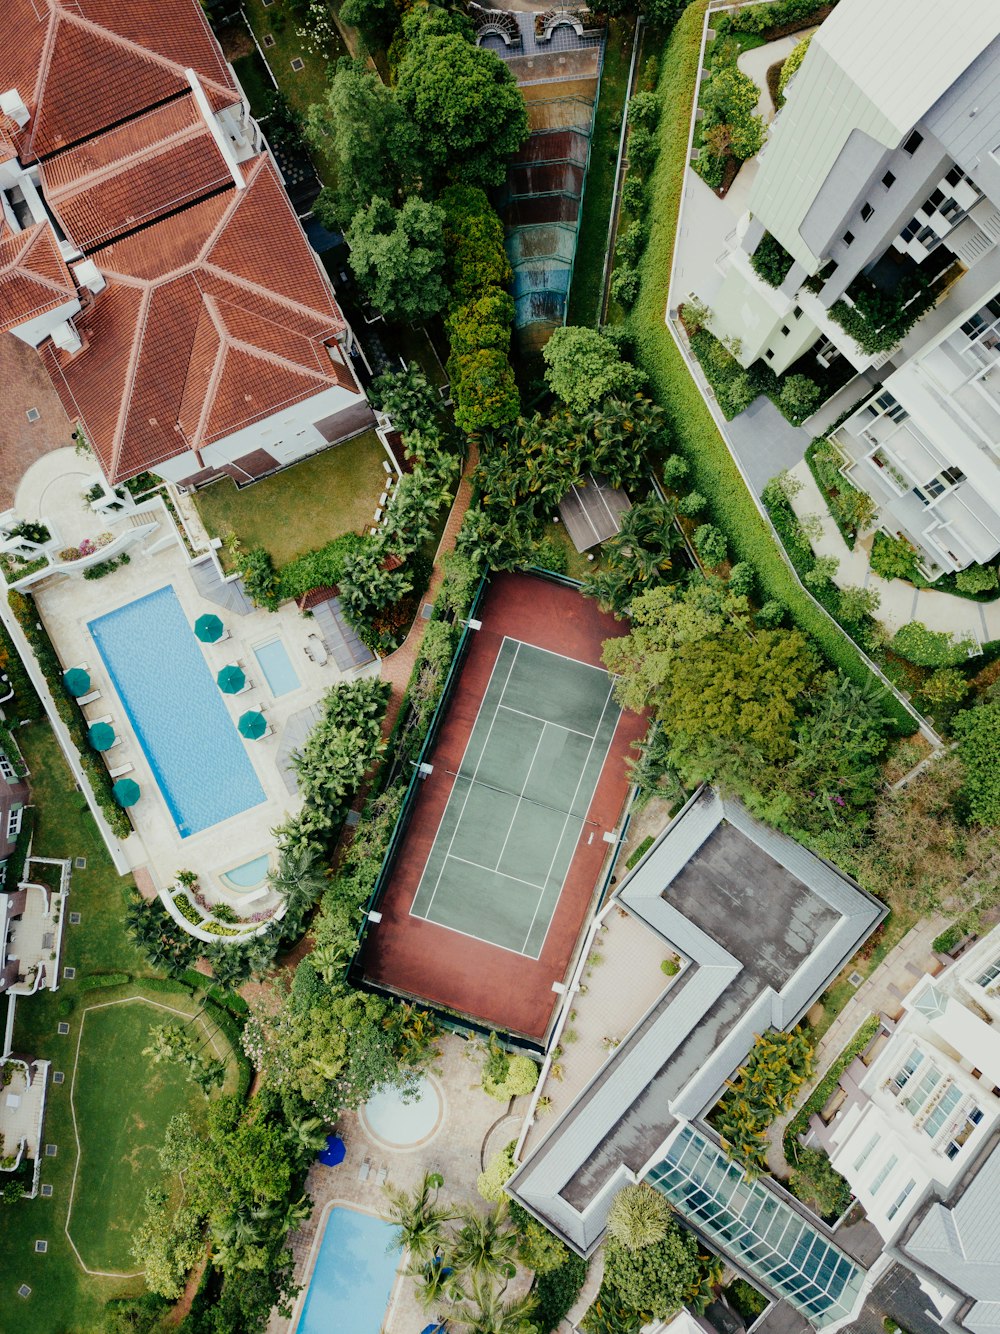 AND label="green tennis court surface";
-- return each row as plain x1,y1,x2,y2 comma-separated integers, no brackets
410,637,621,957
